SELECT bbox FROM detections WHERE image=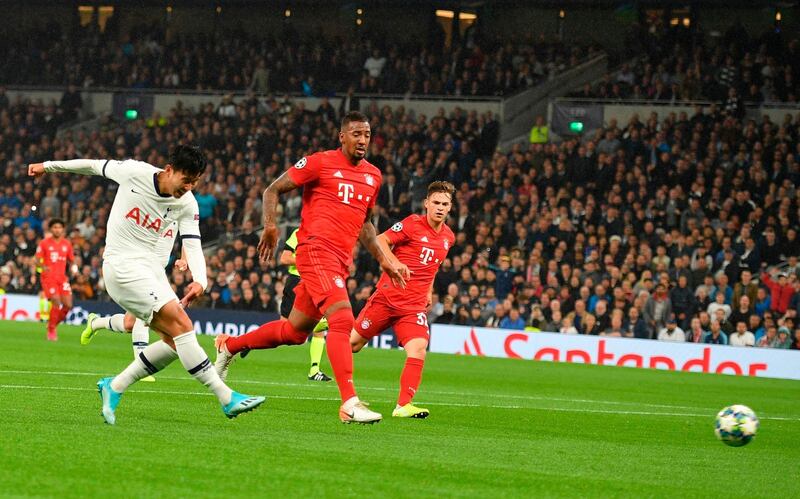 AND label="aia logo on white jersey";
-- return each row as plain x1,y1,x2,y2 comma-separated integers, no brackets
126,207,163,232
125,207,173,238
